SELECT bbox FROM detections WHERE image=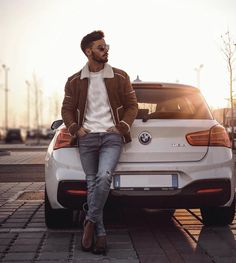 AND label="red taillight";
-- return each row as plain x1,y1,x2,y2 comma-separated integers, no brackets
186,129,210,146
209,125,231,147
53,128,72,150
65,189,87,196
186,125,231,148
196,188,223,194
